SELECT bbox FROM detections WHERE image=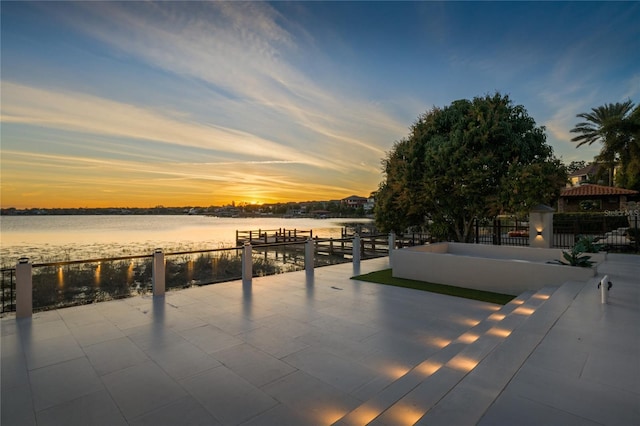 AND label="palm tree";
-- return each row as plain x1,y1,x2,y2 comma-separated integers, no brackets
571,100,636,187
571,100,634,147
